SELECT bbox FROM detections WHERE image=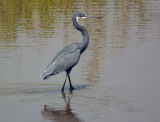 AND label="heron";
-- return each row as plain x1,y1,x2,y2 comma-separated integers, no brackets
40,12,100,92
